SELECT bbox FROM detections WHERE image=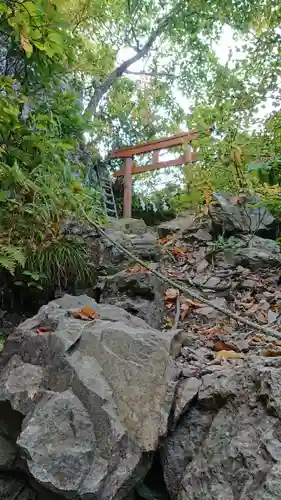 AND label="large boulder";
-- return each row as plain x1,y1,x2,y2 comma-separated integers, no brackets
218,235,281,270
161,357,281,500
0,295,178,499
209,192,277,237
